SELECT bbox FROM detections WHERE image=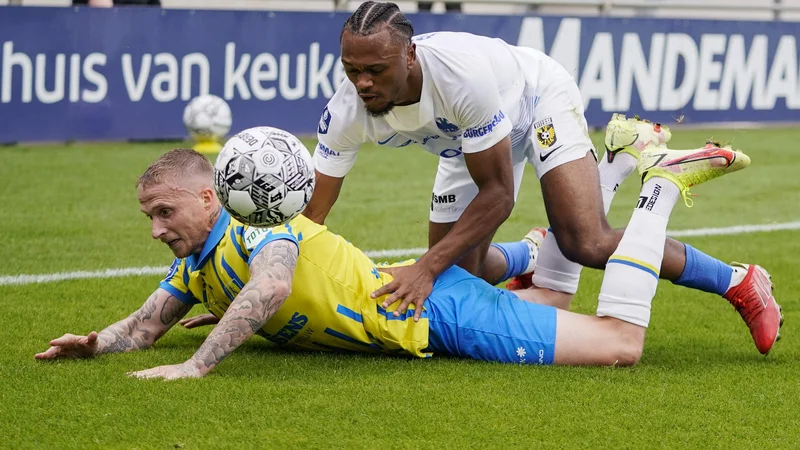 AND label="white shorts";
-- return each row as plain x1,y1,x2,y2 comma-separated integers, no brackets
429,79,596,223
430,151,527,223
